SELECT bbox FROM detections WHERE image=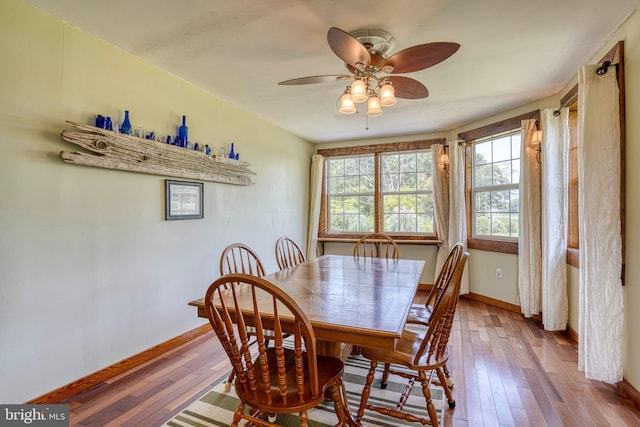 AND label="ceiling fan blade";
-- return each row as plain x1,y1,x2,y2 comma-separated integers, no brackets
382,42,460,74
327,27,371,69
278,75,352,85
388,76,429,99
